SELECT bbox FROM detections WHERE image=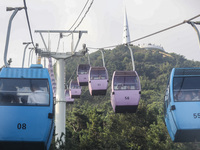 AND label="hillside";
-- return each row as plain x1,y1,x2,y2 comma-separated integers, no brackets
51,45,200,150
